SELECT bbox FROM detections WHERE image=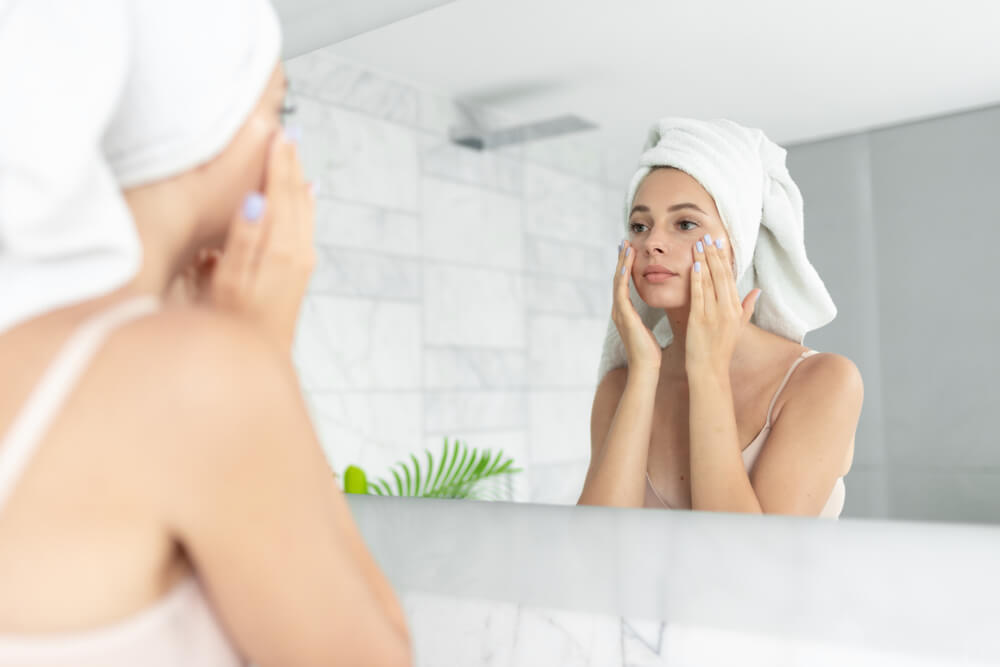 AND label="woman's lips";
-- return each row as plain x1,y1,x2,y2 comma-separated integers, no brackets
642,266,678,283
